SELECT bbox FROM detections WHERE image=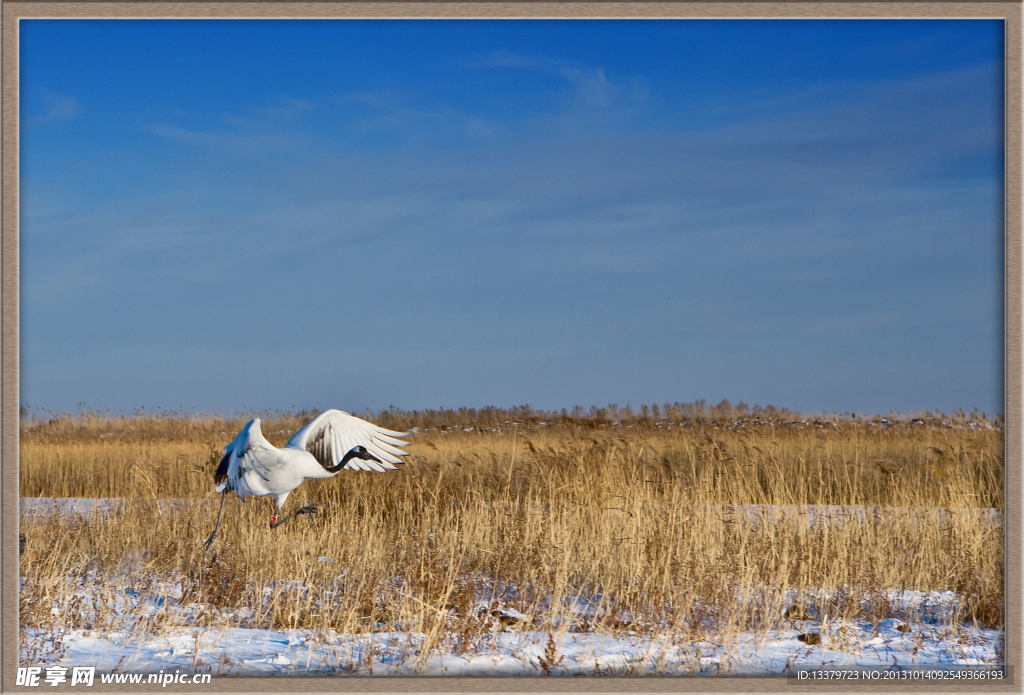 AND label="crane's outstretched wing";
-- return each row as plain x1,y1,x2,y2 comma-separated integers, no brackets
215,418,274,496
284,409,410,472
